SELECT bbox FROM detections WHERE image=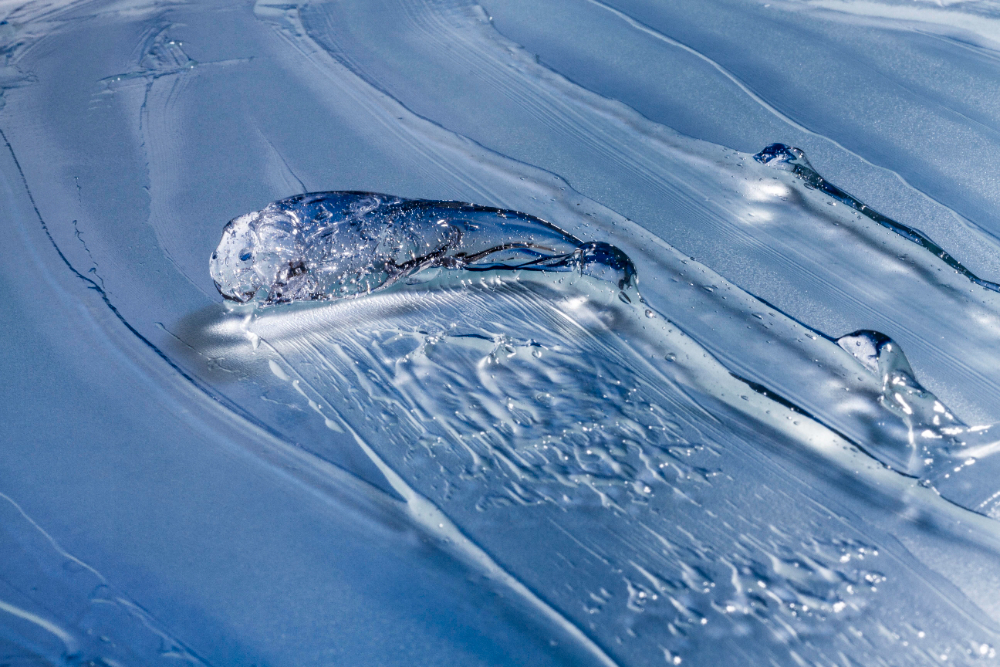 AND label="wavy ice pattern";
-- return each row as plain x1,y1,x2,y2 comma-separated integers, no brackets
204,267,945,666
210,192,636,304
10,0,1000,665
199,184,1000,664
755,144,1000,293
